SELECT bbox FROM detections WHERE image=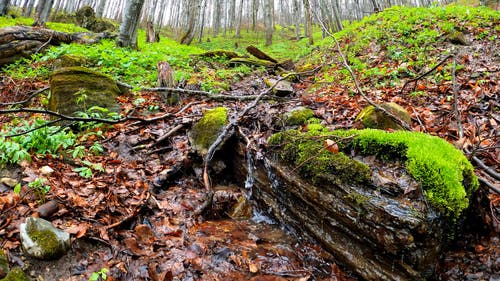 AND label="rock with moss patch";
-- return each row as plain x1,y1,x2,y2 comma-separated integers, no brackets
284,107,315,126
188,107,228,155
75,6,115,32
263,78,294,97
447,31,470,46
52,54,87,69
0,267,31,281
355,102,411,130
49,66,122,117
19,217,71,260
